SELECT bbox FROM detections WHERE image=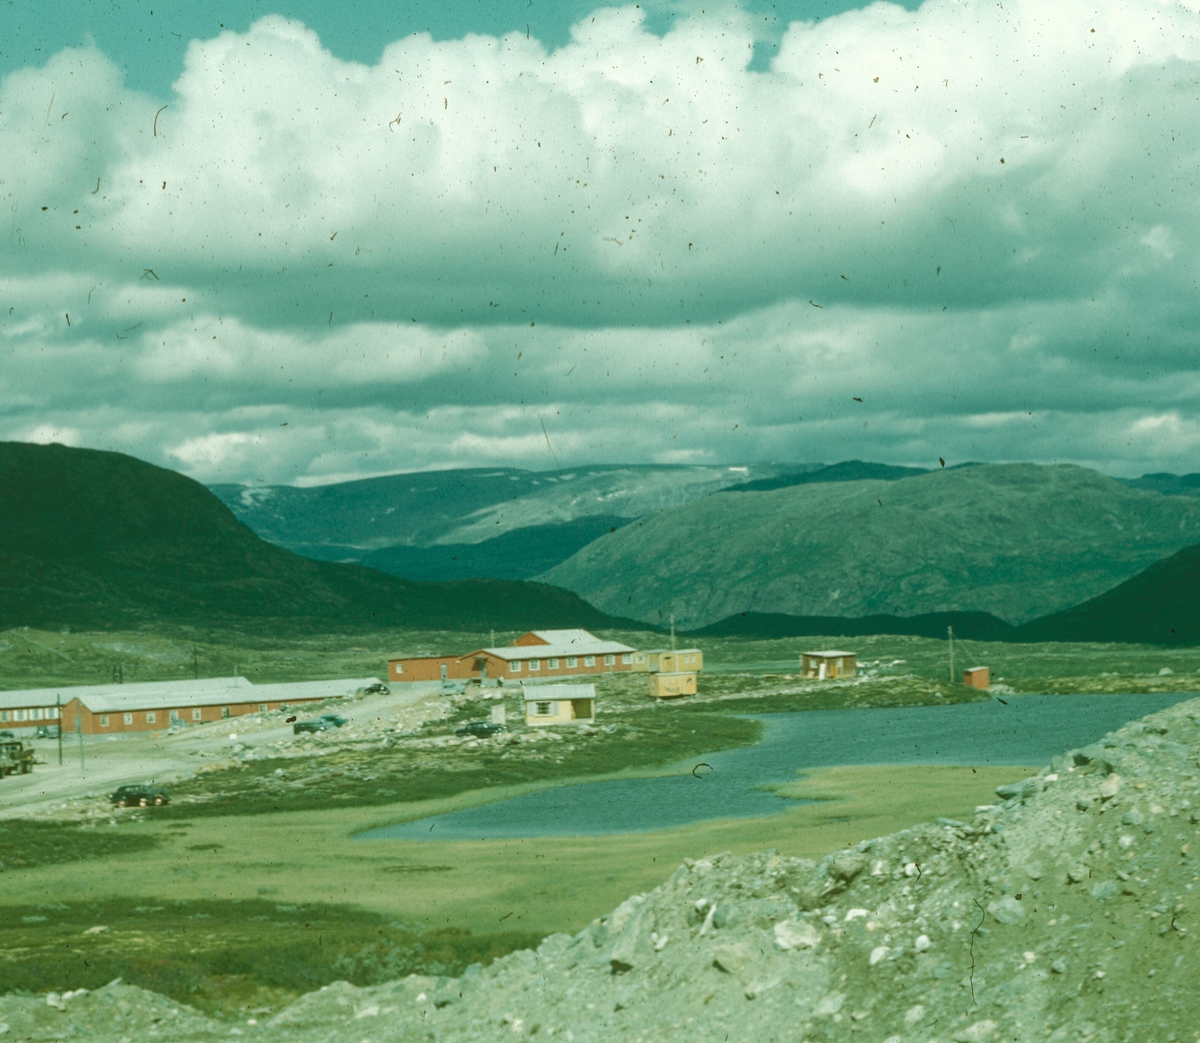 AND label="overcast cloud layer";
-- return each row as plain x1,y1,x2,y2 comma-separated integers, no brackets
2,0,1199,484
